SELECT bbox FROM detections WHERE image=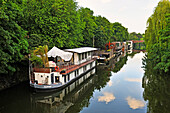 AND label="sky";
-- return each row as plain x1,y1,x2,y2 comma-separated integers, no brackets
75,0,160,33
